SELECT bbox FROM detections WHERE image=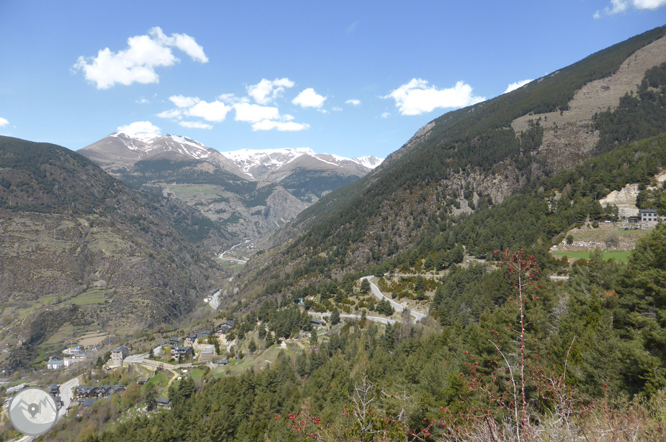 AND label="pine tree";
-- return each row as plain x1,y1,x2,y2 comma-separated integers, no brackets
331,307,340,325
265,332,275,348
